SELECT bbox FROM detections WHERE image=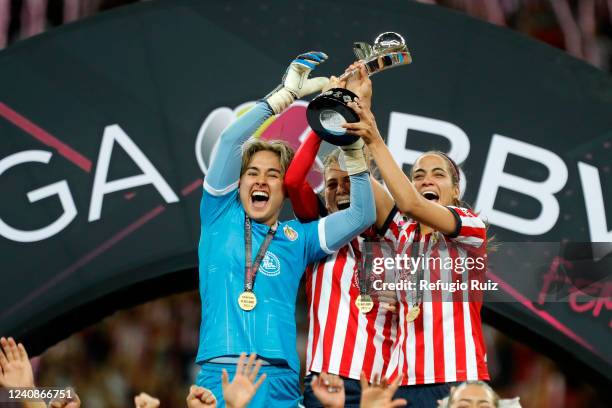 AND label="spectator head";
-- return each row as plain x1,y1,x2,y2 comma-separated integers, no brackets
448,381,499,408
